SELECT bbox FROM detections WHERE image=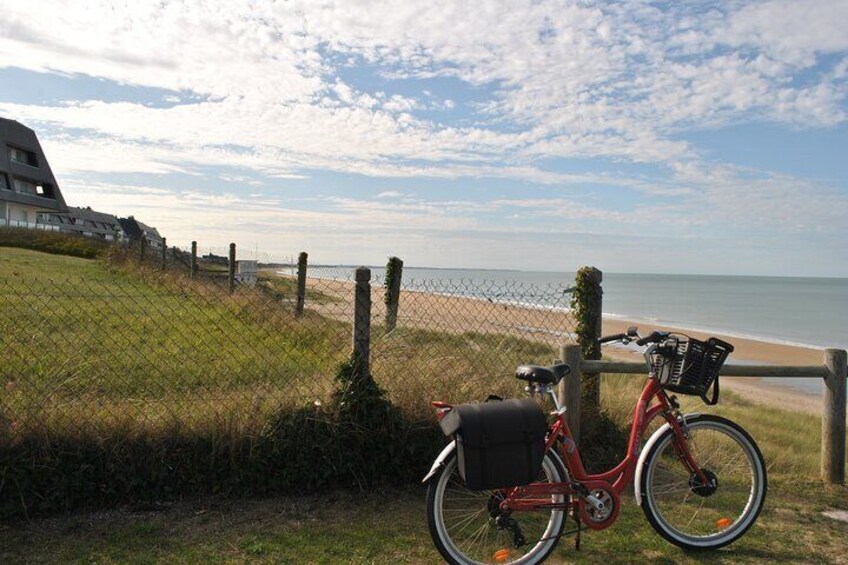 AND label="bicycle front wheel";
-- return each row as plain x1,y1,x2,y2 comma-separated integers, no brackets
639,414,767,550
426,450,568,565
